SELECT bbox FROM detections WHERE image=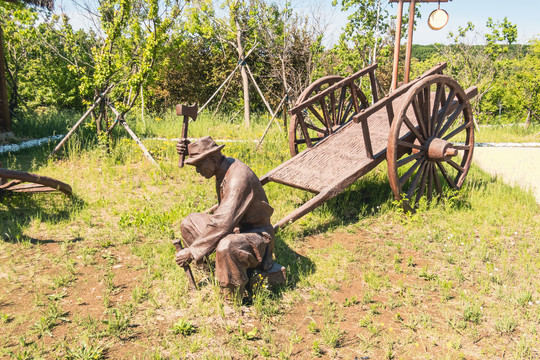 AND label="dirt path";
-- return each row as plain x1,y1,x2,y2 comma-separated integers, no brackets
473,146,540,204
